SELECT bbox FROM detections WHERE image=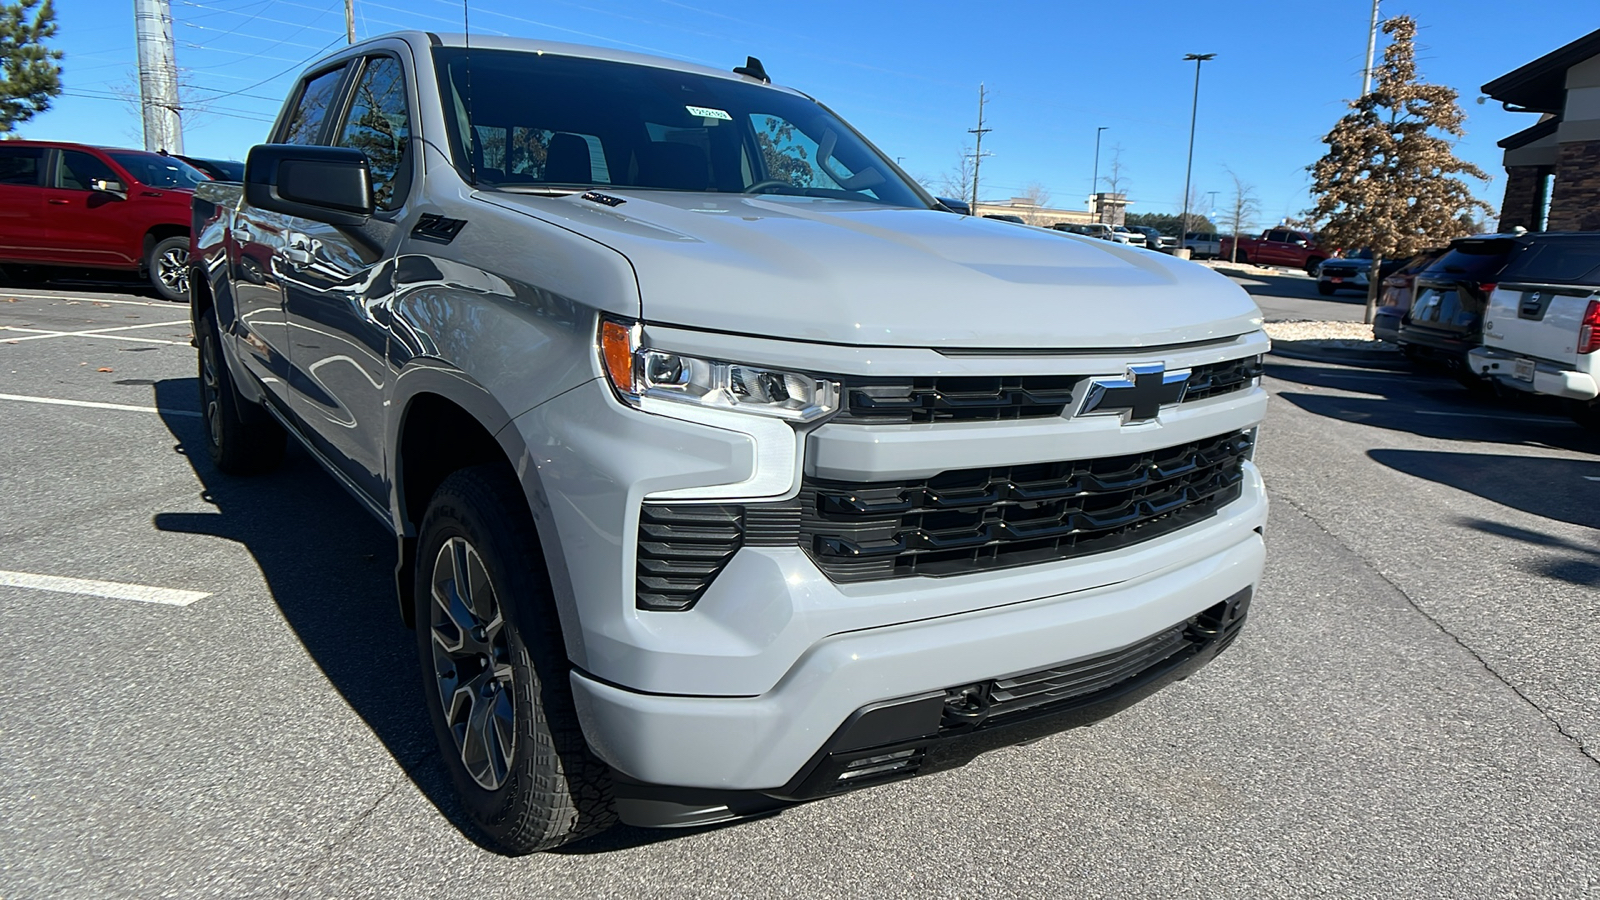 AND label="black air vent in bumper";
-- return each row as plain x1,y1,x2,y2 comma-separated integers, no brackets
635,505,743,611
